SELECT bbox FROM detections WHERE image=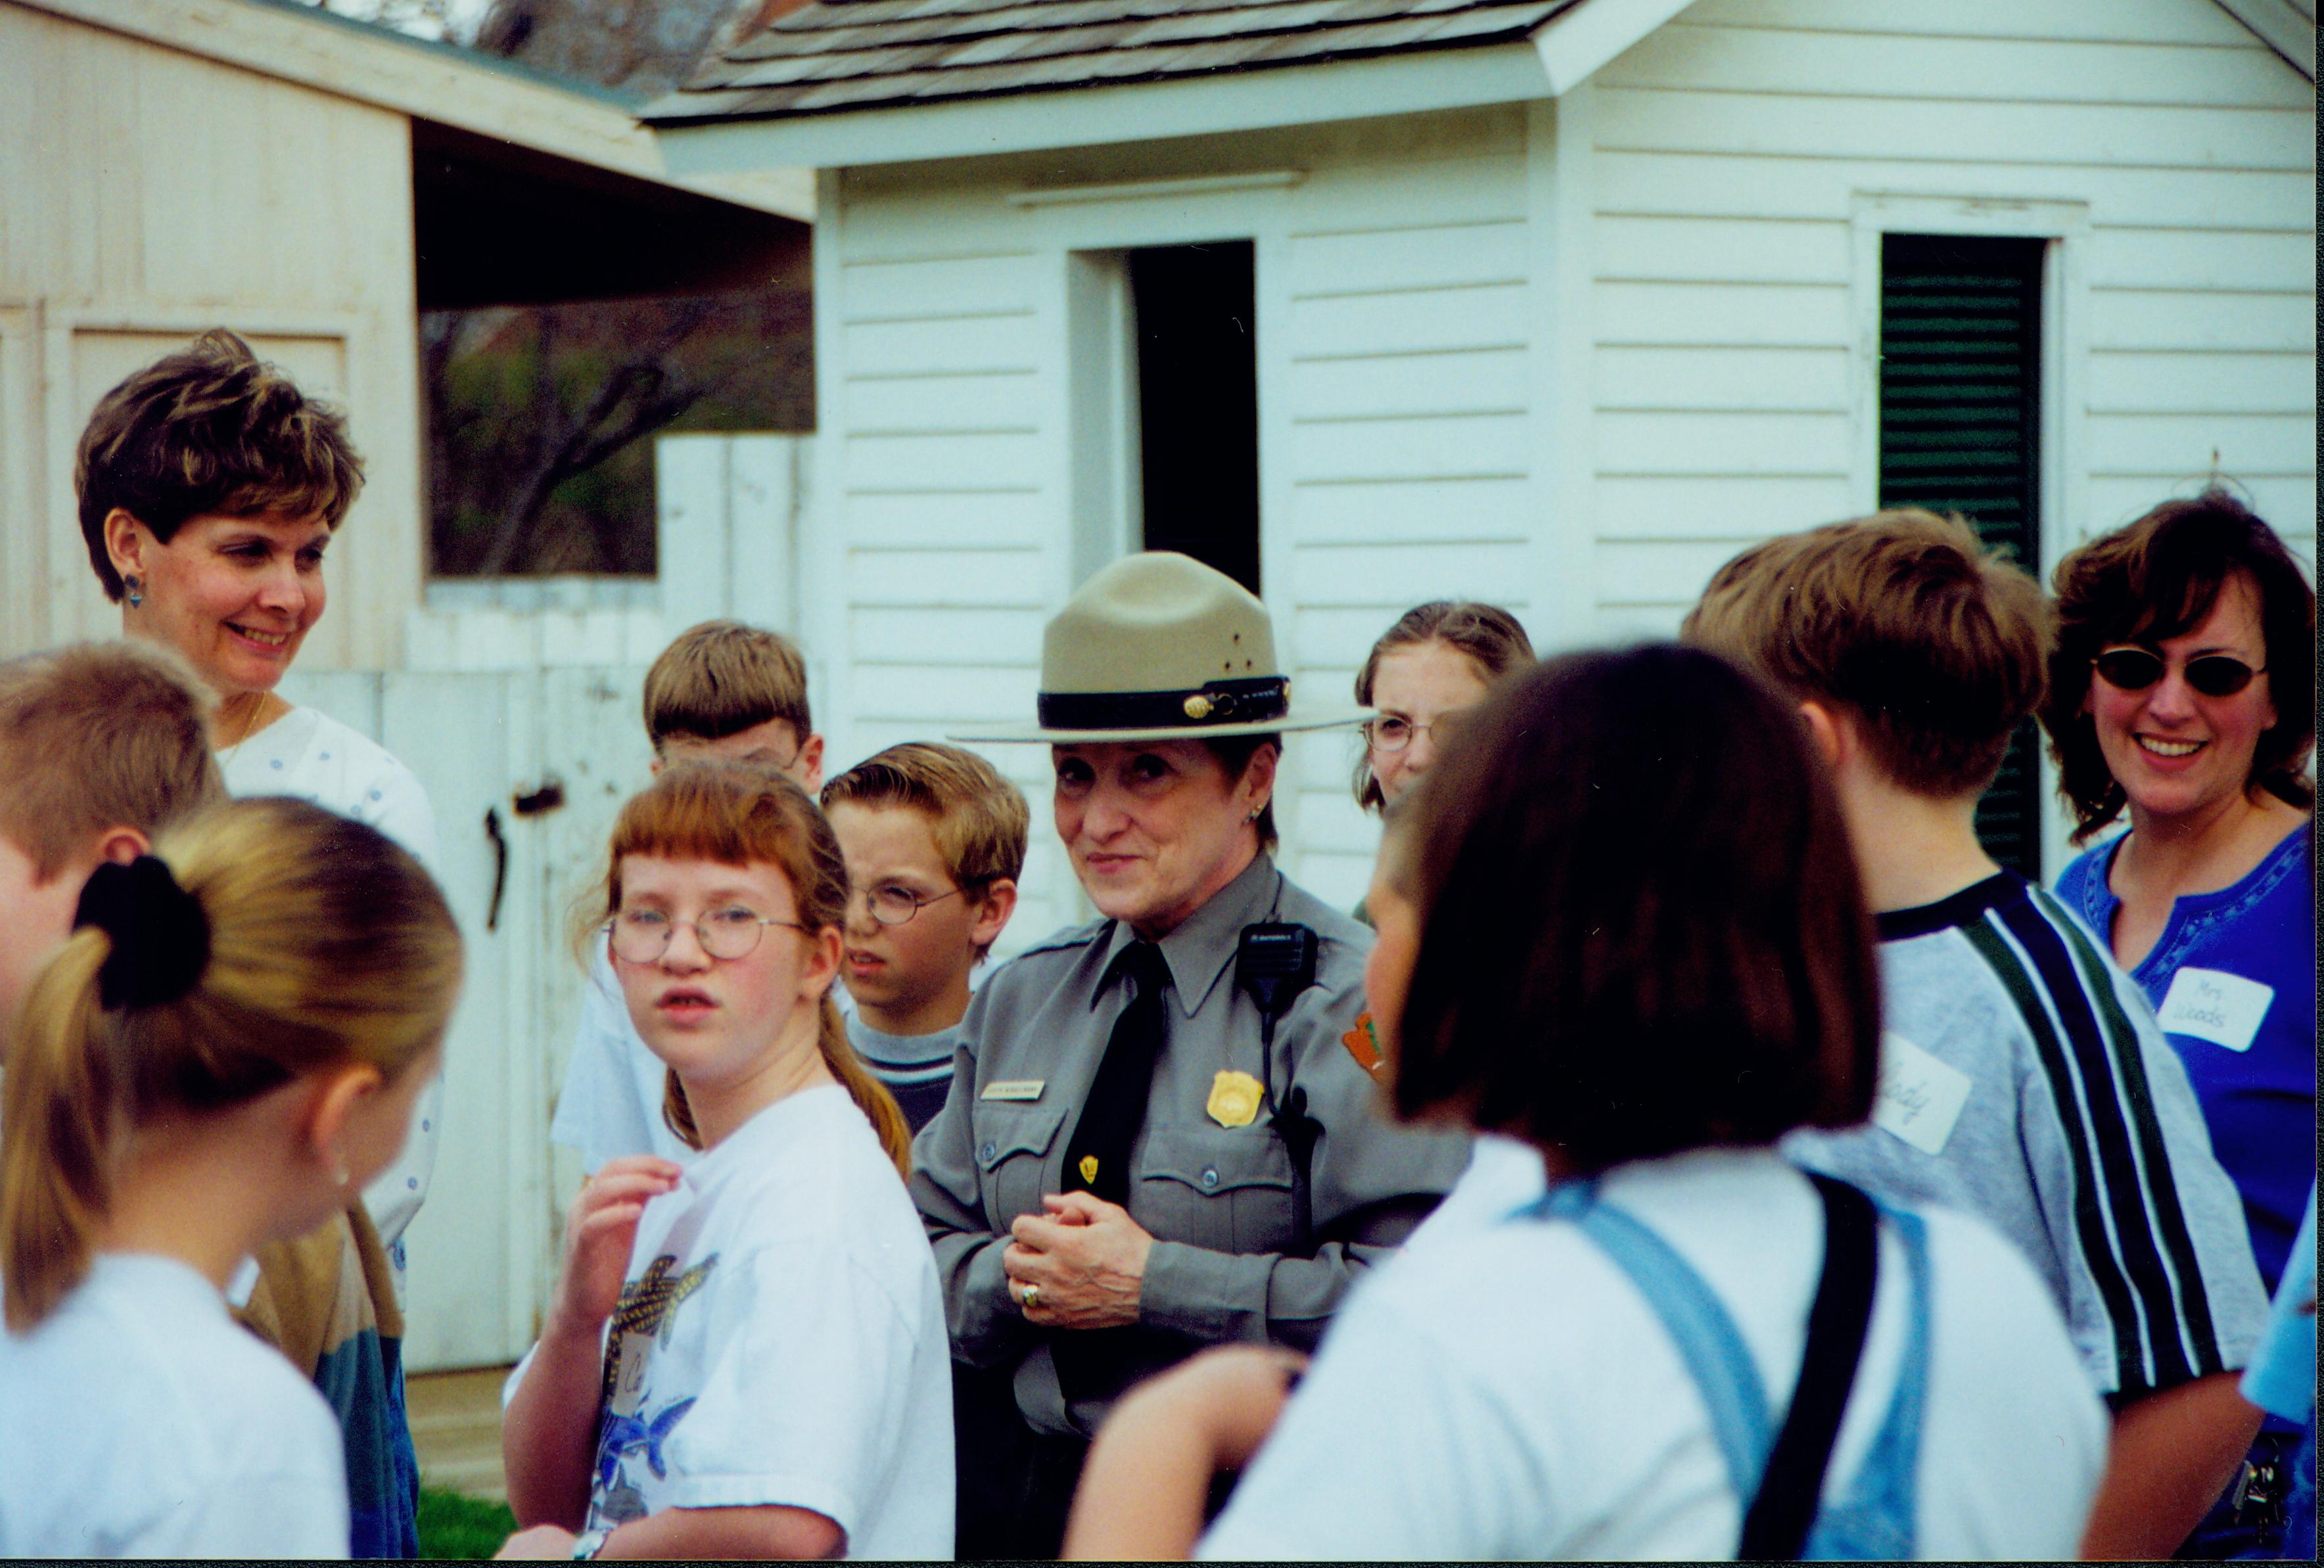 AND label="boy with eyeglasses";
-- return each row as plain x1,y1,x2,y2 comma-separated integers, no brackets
1685,509,2271,1559
549,620,829,1170
822,743,1027,1132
